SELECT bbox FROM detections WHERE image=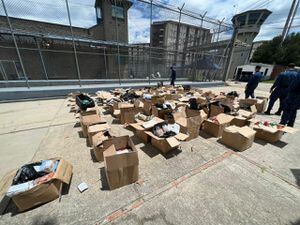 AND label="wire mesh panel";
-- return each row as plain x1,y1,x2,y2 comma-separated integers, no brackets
0,0,234,87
